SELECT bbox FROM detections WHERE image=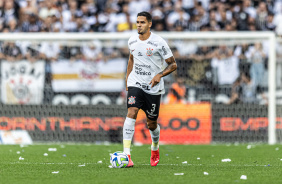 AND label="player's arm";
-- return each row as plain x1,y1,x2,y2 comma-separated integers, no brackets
125,53,134,91
149,56,177,88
